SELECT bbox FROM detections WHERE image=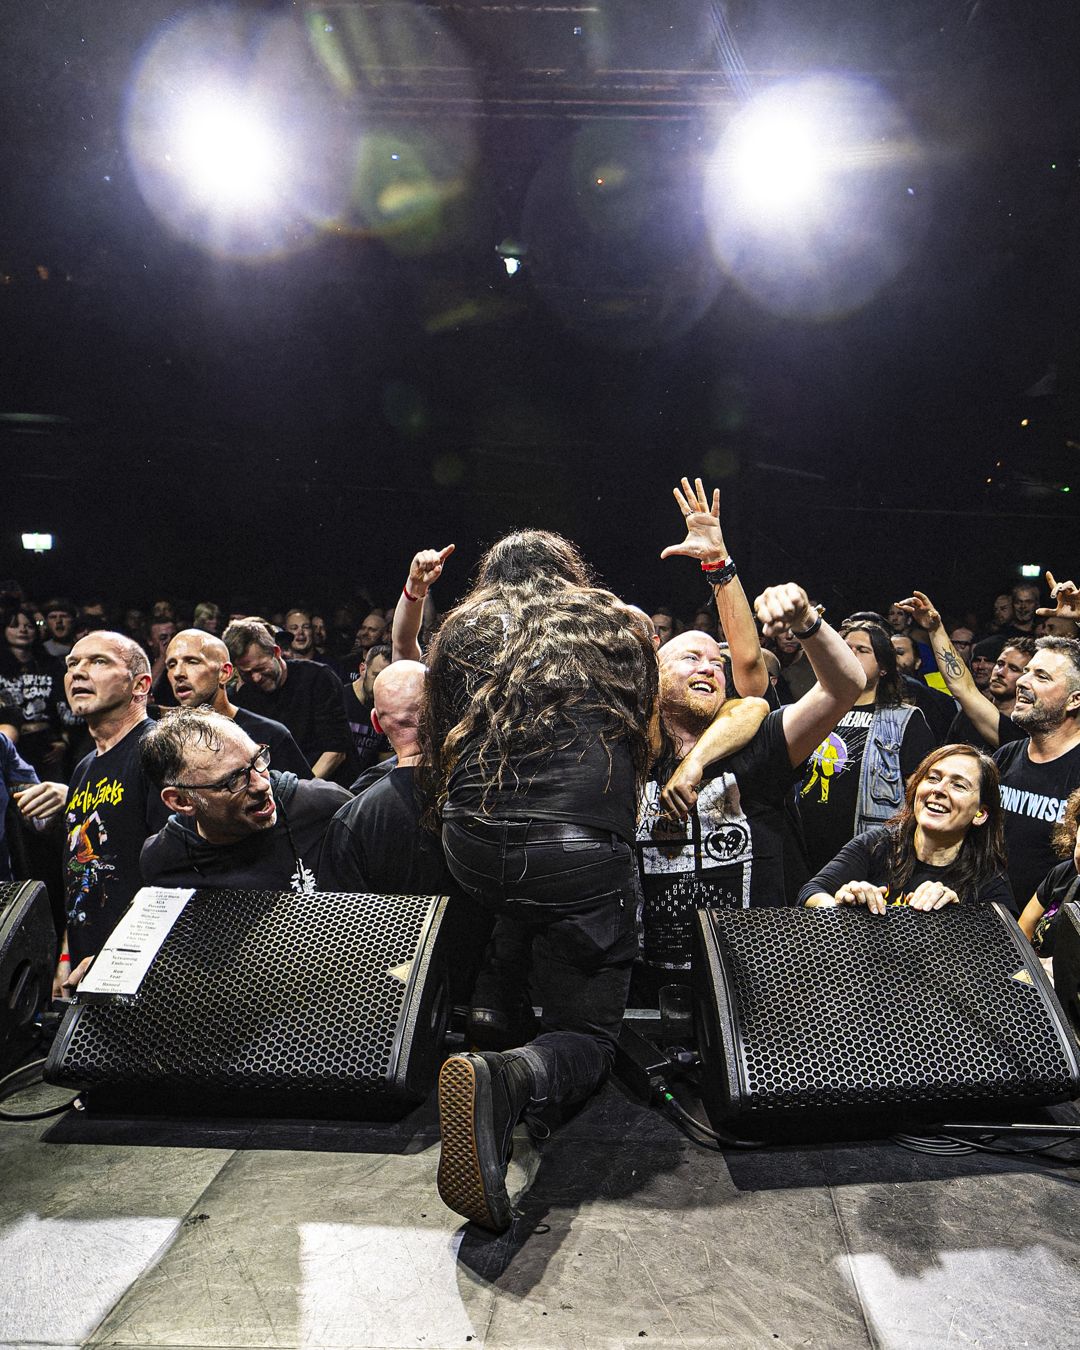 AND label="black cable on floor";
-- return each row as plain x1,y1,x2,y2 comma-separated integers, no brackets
0,1058,81,1122
660,1091,763,1150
